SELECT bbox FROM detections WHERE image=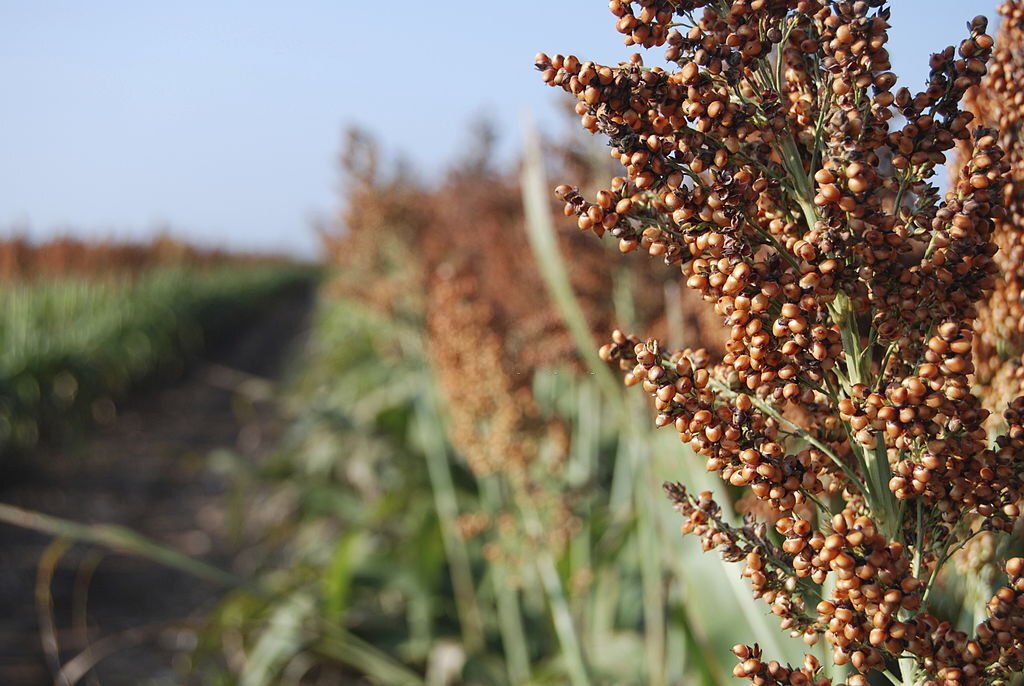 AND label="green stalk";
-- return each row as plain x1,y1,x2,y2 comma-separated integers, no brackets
537,550,590,686
913,501,924,579
0,502,241,588
876,341,899,391
869,433,899,541
898,660,917,686
777,111,902,539
828,292,901,536
589,565,621,650
492,568,531,685
571,378,599,646
312,627,425,685
415,390,486,654
829,292,866,390
573,380,599,574
769,94,901,531
518,494,591,686
608,430,636,516
479,477,532,685
631,428,667,686
520,119,621,403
